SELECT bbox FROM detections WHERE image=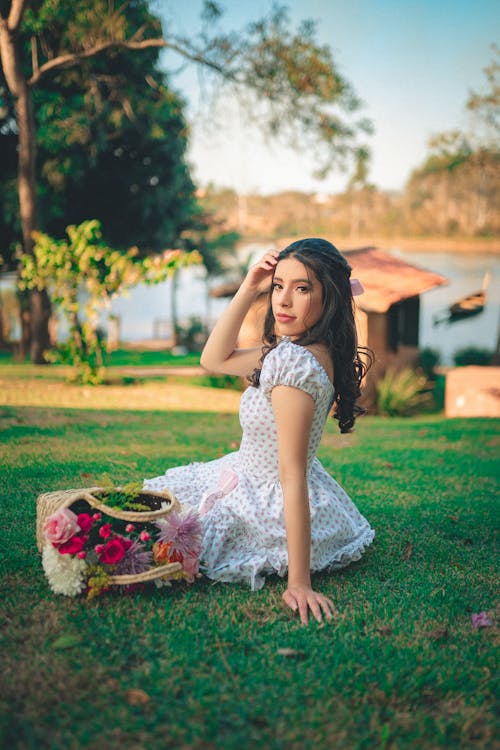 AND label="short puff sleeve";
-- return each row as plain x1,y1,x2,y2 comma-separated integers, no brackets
260,340,326,403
